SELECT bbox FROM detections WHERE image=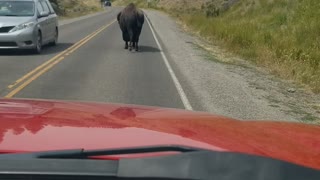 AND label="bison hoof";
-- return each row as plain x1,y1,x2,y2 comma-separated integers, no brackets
125,45,128,49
